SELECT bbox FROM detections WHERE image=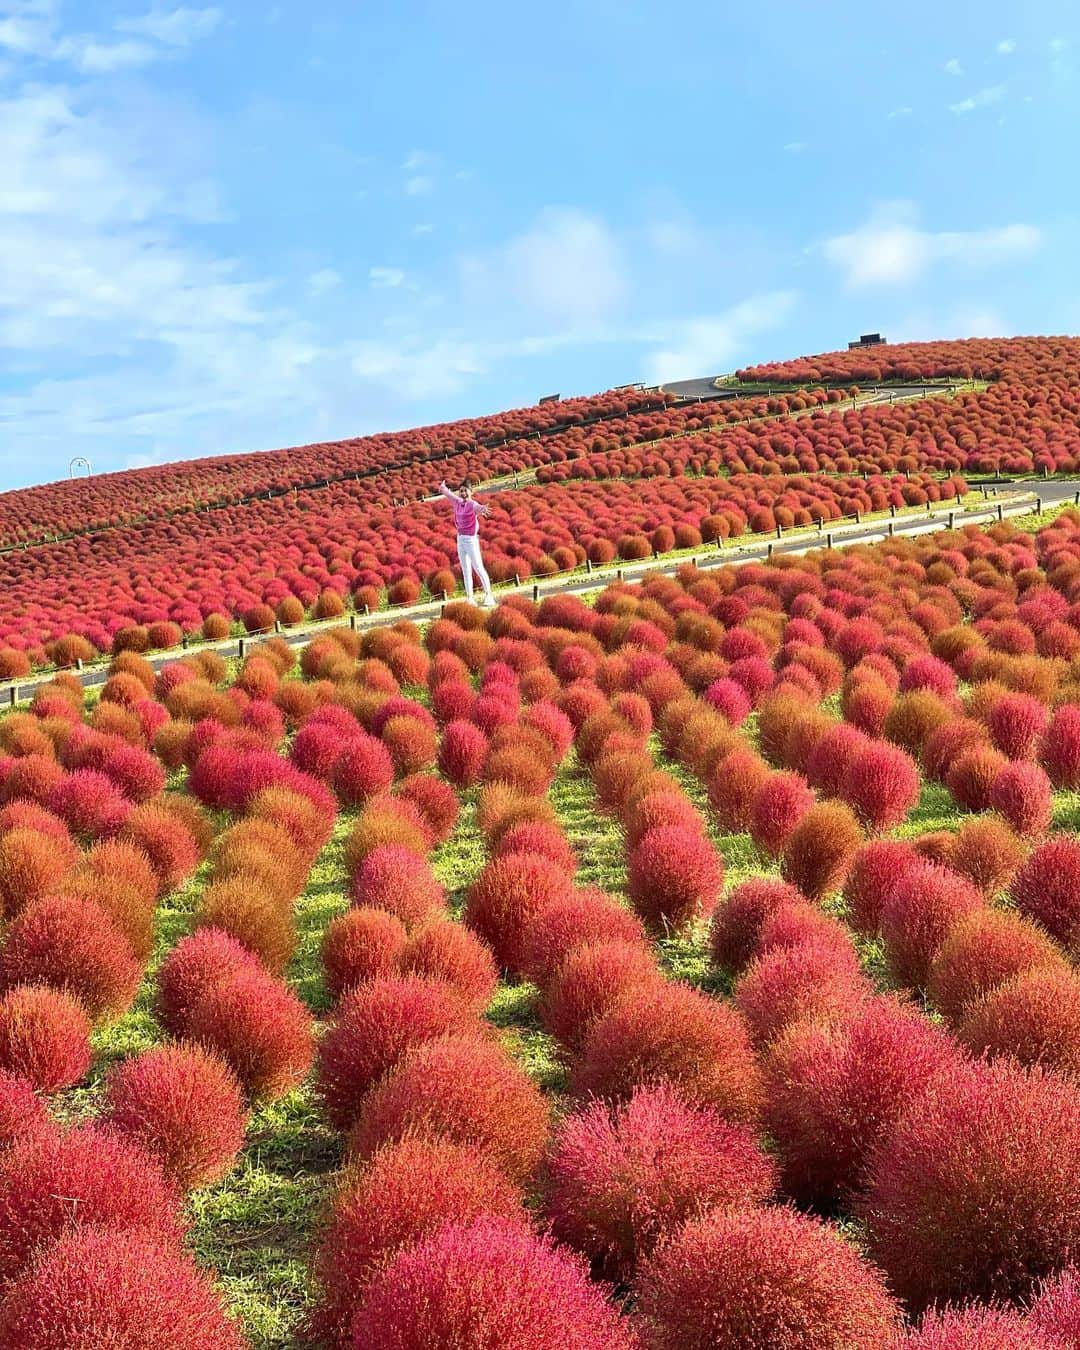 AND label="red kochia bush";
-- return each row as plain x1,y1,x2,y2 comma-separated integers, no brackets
119,799,199,896
858,1058,1080,1309
521,890,647,987
186,967,314,1102
898,1305,1054,1349
104,1042,247,1189
0,895,142,1022
0,1226,246,1349
927,908,1068,1027
437,718,488,786
465,852,575,973
843,740,920,832
47,769,131,841
749,771,814,857
634,1205,900,1350
572,981,762,1126
1010,835,1080,945
0,985,91,1093
879,862,984,988
349,1036,551,1185
0,1070,53,1155
1028,1267,1080,1344
946,744,1008,812
958,966,1080,1082
627,825,723,935
539,940,659,1051
399,919,498,1012
495,820,577,874
332,734,395,807
989,761,1054,837
946,814,1024,897
0,828,76,918
780,801,863,901
309,1137,524,1348
322,907,408,1002
395,773,459,845
349,1217,637,1350
764,995,960,1207
1042,704,1080,789
544,1084,776,1282
842,838,924,936
0,1123,185,1281
316,976,481,1130
153,927,263,1038
708,877,806,975
734,942,869,1049
707,748,770,833
349,845,445,930
987,691,1050,760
